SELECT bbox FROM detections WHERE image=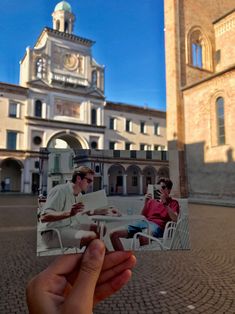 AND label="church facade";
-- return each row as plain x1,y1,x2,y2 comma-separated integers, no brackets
164,0,235,200
0,1,167,194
